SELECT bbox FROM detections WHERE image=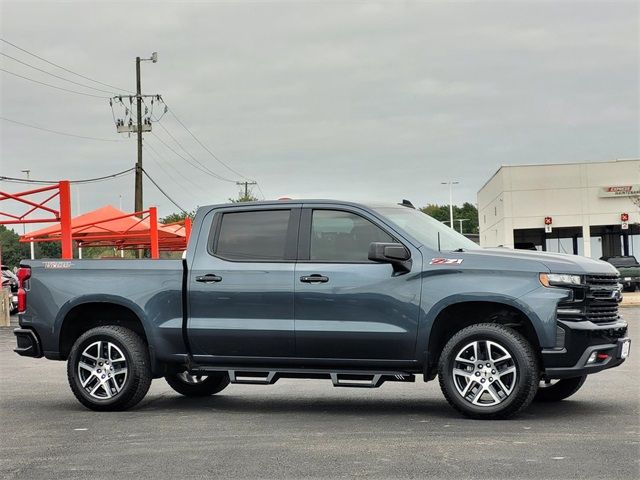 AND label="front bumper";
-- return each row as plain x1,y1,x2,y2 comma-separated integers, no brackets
542,319,629,378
